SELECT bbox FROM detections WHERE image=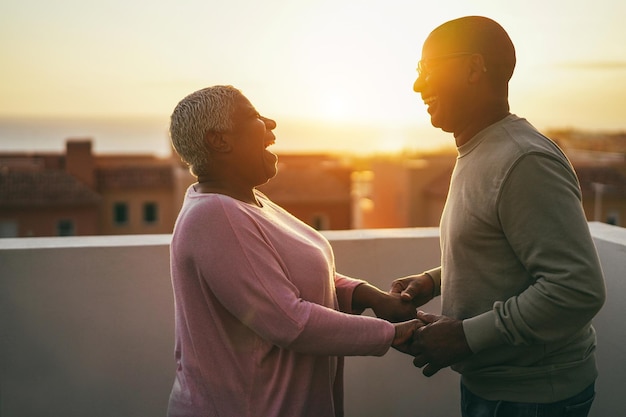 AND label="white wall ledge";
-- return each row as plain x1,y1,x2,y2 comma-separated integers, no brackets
0,224,624,416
